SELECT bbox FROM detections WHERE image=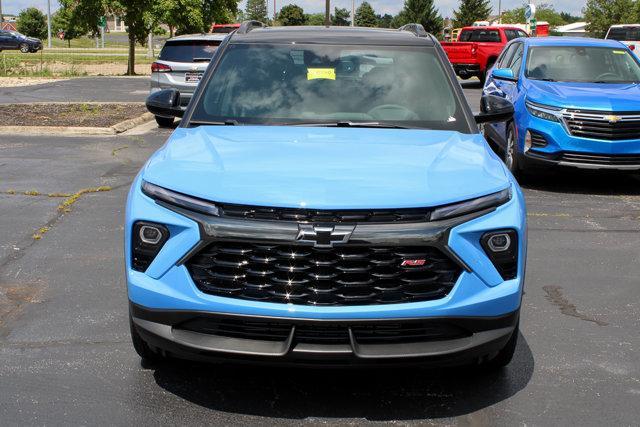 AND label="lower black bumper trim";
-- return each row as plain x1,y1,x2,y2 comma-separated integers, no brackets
130,303,519,366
